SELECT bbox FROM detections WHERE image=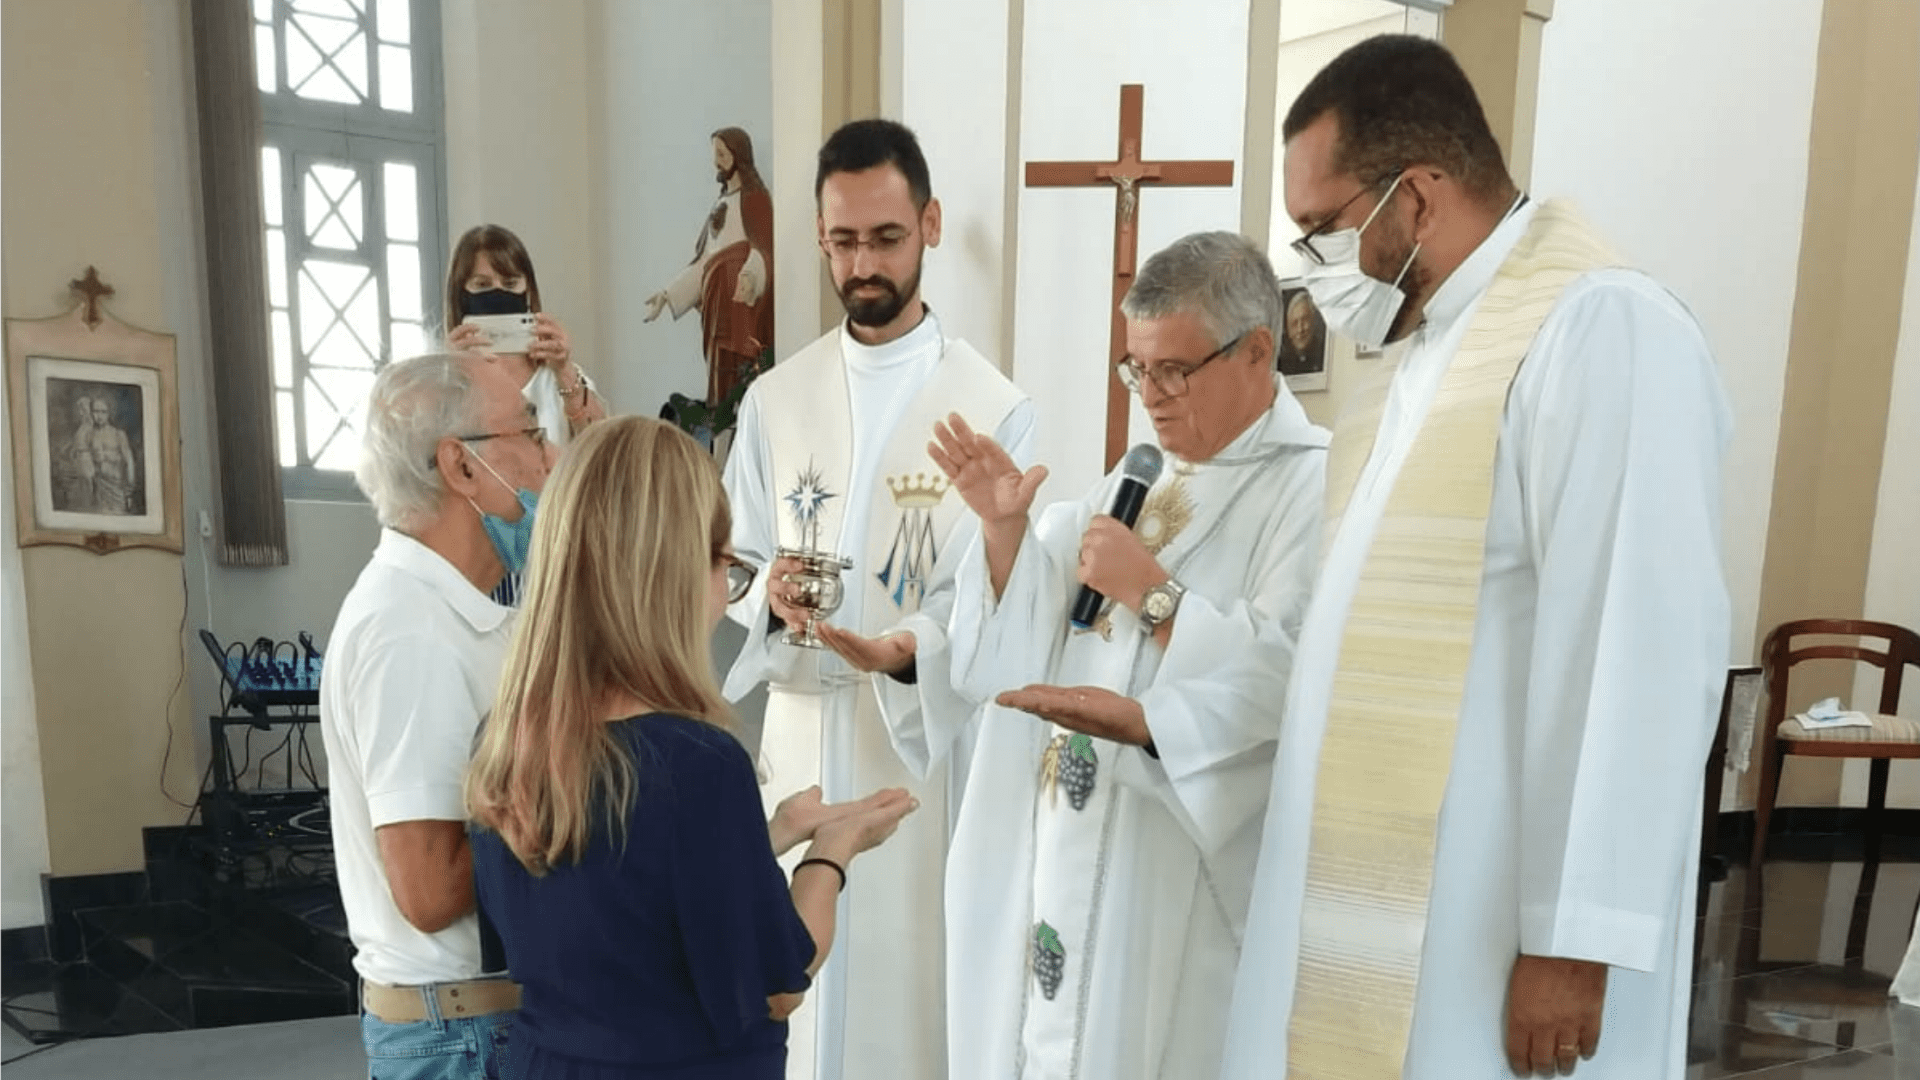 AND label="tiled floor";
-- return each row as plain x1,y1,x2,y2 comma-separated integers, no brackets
3,837,1918,1076
1689,852,1920,1078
